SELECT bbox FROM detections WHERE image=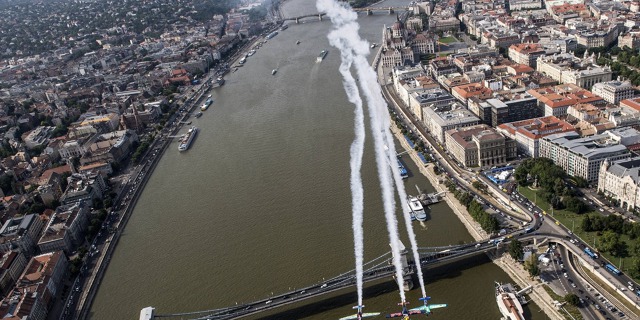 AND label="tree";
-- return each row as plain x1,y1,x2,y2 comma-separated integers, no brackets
599,231,629,257
628,258,640,279
564,293,580,306
509,240,524,261
565,197,588,214
524,254,540,277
